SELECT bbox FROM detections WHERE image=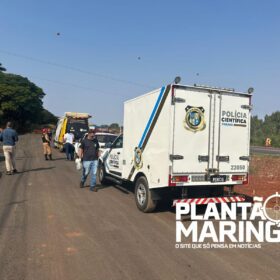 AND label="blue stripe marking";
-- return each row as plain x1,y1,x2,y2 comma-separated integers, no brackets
138,86,166,148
